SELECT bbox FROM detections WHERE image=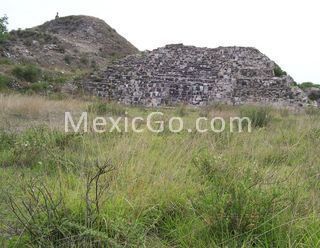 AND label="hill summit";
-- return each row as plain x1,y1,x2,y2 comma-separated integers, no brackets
85,44,308,107
1,15,138,69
